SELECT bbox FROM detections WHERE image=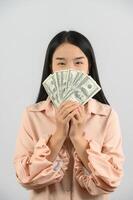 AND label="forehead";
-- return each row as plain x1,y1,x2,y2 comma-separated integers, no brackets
53,43,86,59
